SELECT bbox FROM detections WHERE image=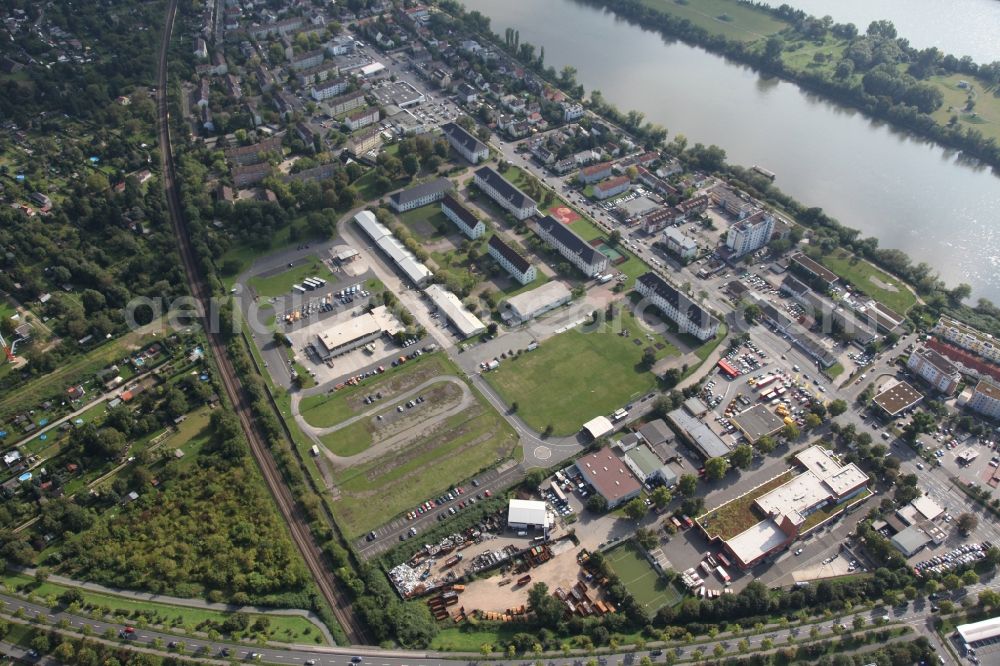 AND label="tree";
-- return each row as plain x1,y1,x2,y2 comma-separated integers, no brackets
402,154,420,177
651,486,673,510
609,230,622,246
624,498,648,521
635,527,658,550
805,413,822,430
641,347,657,369
757,435,776,453
678,474,697,496
704,457,729,480
963,570,979,586
782,423,801,440
730,444,753,470
587,494,608,513
528,583,564,626
957,512,979,535
743,302,762,324
480,644,493,657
